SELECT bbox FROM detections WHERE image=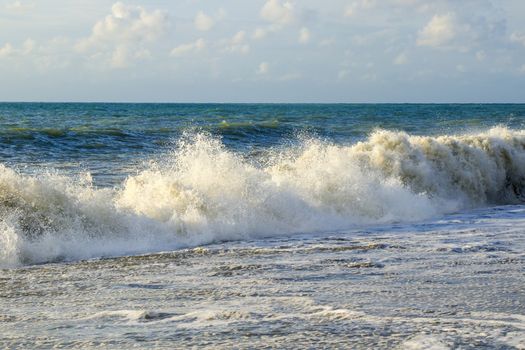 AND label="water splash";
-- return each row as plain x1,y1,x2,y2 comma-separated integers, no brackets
2,127,525,266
